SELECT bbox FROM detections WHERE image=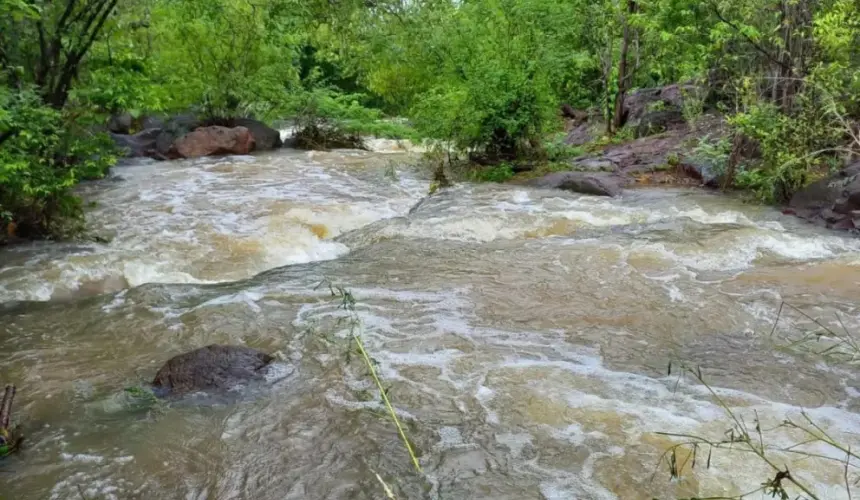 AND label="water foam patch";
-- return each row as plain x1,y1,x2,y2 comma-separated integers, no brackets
0,152,429,301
